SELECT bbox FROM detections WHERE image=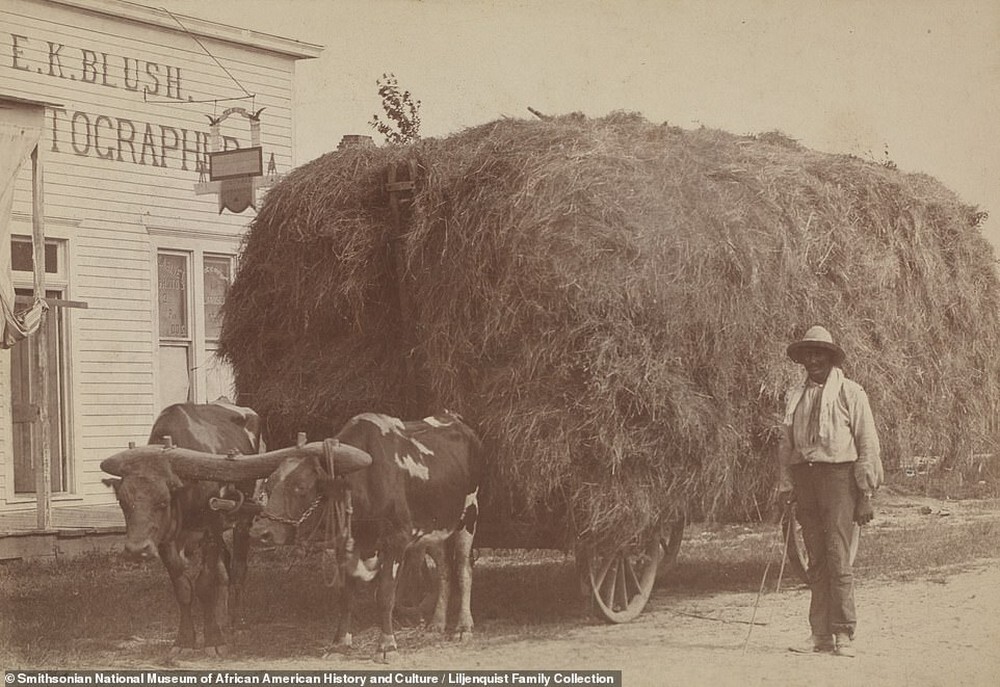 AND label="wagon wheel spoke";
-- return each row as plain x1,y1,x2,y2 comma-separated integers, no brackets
600,557,620,607
624,555,642,595
615,557,629,611
656,514,685,583
592,551,616,591
585,530,664,623
782,507,809,584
